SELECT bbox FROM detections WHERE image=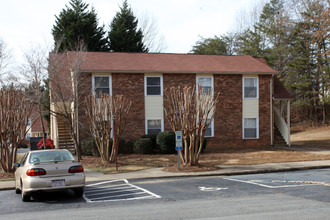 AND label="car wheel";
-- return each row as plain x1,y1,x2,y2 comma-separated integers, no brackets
21,181,30,202
15,179,21,194
15,187,21,194
74,187,84,197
